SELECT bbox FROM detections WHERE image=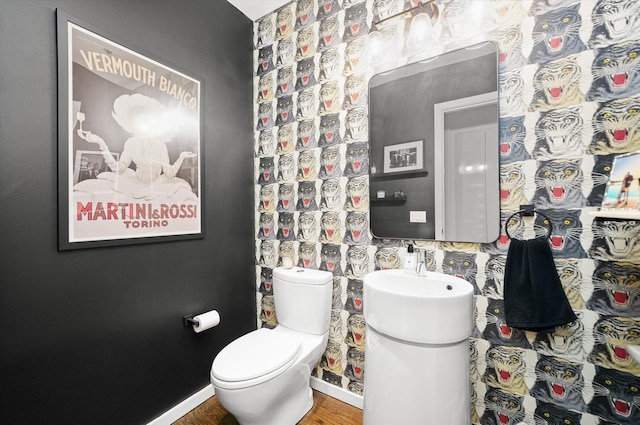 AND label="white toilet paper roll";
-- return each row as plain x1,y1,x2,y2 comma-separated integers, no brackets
192,310,220,333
